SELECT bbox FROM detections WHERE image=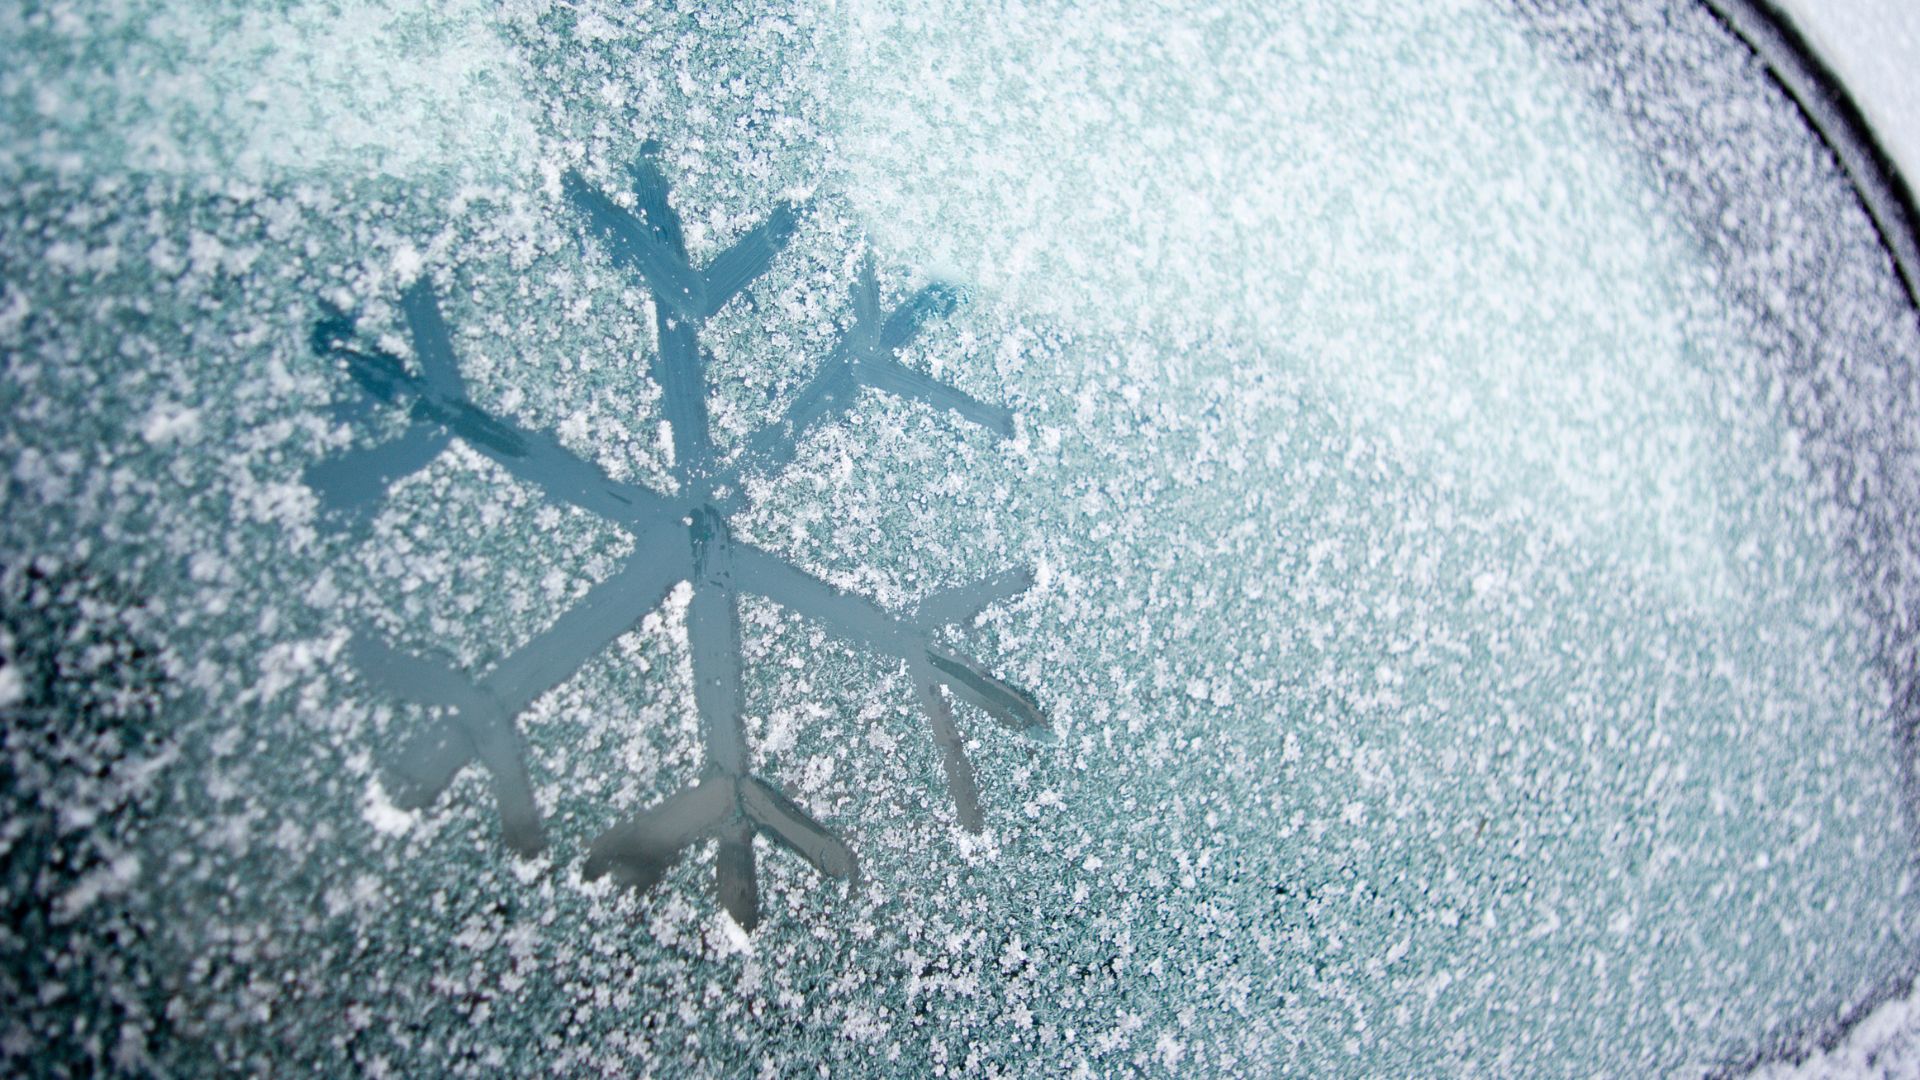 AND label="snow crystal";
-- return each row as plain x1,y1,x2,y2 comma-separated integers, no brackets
361,780,419,837
138,403,201,445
